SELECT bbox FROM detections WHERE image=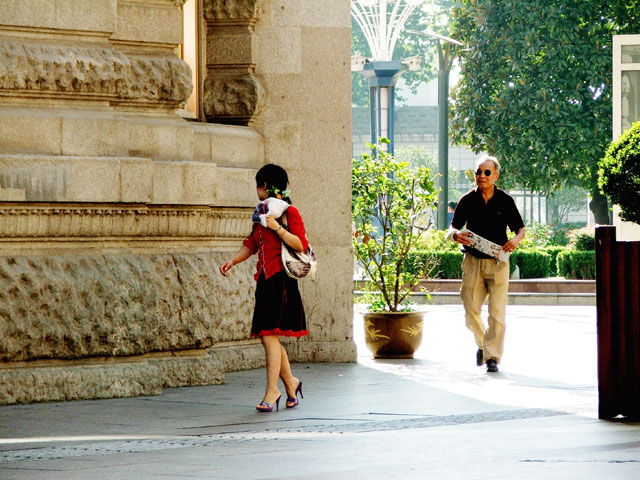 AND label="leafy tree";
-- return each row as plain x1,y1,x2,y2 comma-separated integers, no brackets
351,1,456,107
547,187,589,226
449,0,640,225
